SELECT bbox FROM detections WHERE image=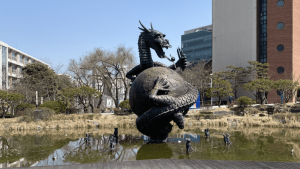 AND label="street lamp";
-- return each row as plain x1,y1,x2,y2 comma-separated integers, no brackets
210,74,213,108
